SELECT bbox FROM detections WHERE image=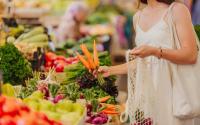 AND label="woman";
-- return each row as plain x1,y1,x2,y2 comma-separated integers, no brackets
97,0,198,125
57,2,88,42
